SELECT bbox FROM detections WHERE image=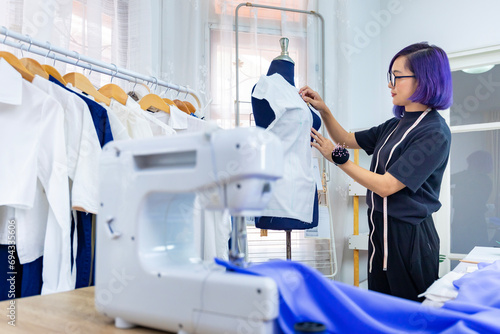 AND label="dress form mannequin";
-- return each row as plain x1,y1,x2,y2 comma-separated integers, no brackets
251,38,321,259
